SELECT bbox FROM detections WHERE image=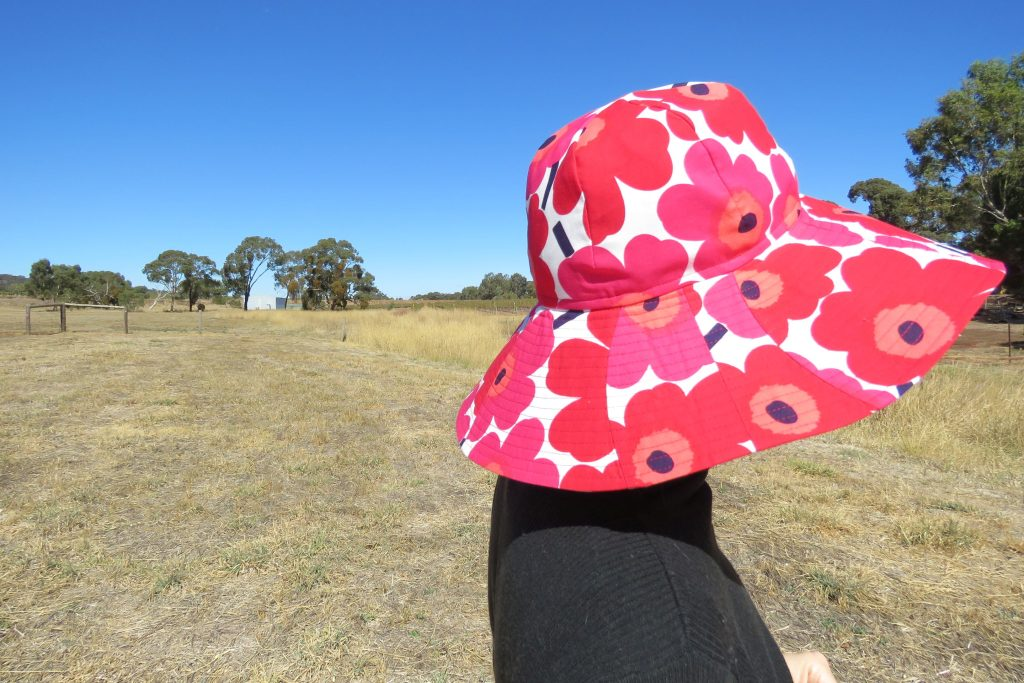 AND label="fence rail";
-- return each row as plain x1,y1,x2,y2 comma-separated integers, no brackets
25,303,128,334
